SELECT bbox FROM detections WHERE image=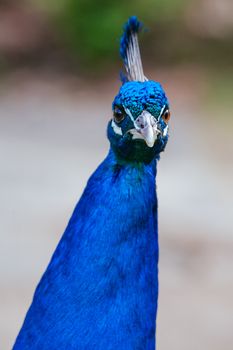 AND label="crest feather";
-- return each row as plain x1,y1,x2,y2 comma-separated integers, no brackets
120,16,146,82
